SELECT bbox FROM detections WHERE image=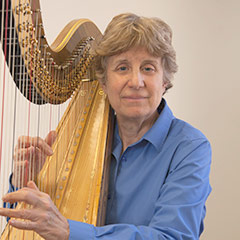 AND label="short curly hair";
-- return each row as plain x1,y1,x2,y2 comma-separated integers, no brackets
93,13,178,92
